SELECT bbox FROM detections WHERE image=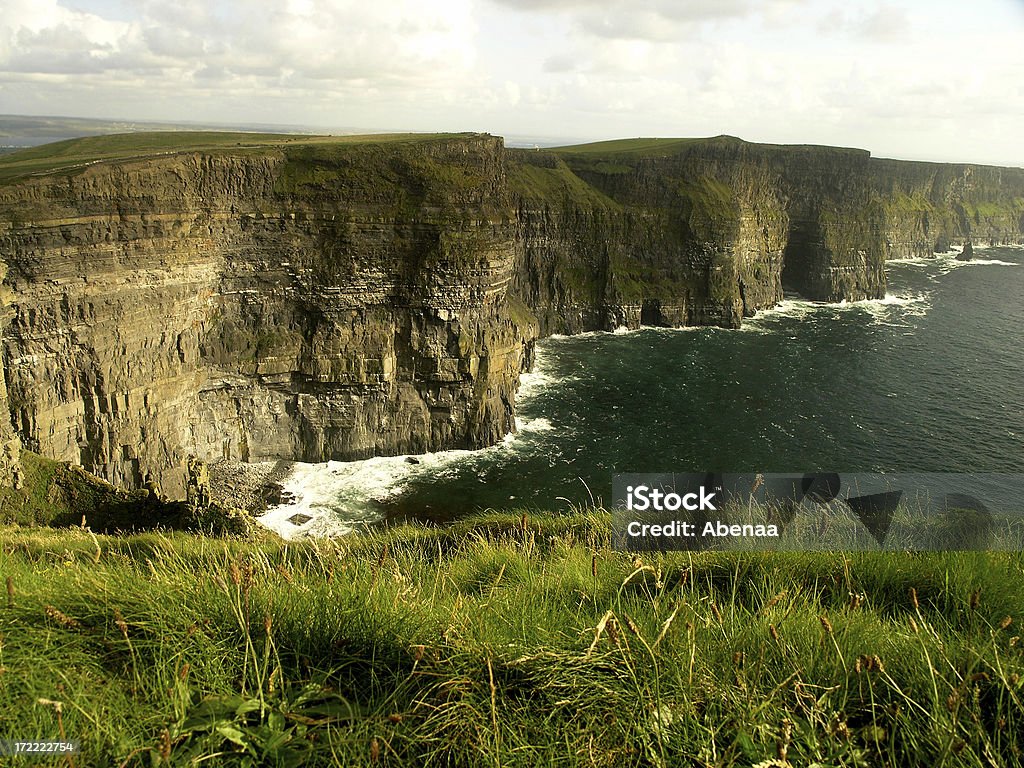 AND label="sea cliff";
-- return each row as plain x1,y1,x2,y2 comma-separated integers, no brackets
0,132,1021,495
0,135,535,495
